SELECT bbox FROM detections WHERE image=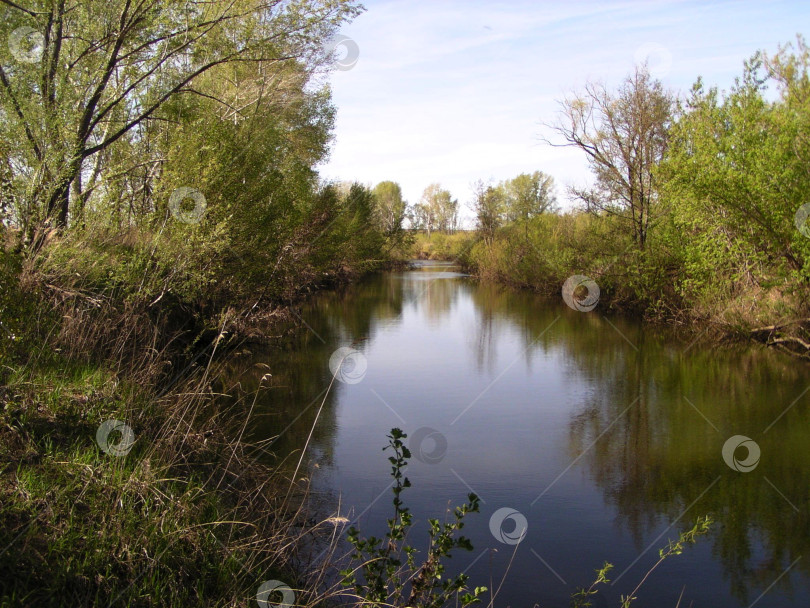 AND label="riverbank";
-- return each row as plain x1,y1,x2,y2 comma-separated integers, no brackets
0,223,395,606
407,228,810,360
221,265,807,608
3,239,785,606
